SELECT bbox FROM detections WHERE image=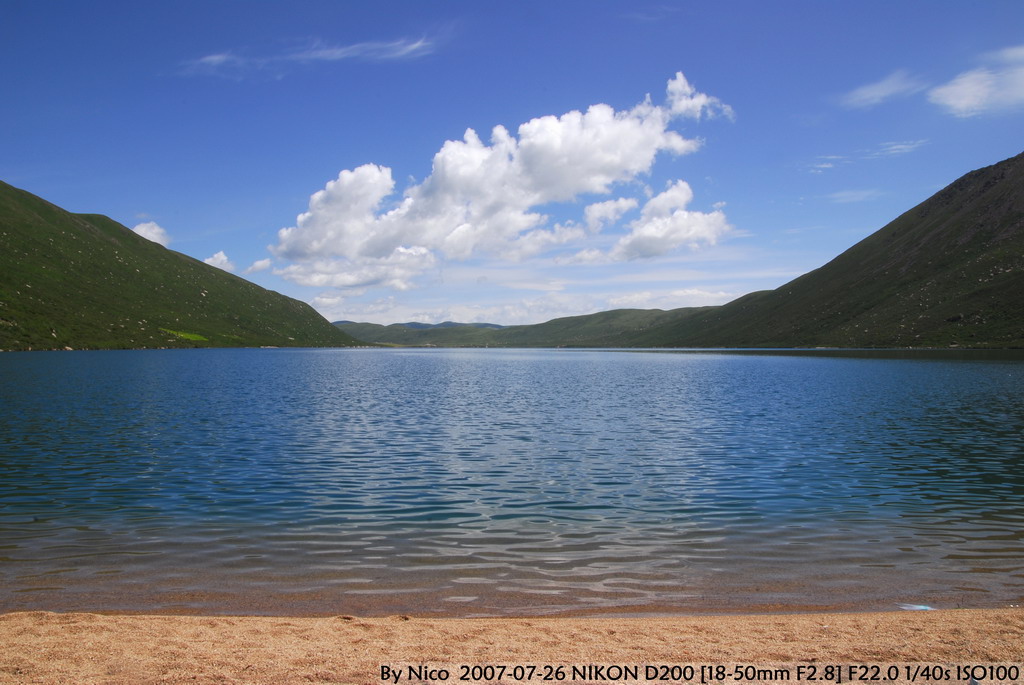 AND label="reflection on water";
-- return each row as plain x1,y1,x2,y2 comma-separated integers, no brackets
1,348,1022,616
